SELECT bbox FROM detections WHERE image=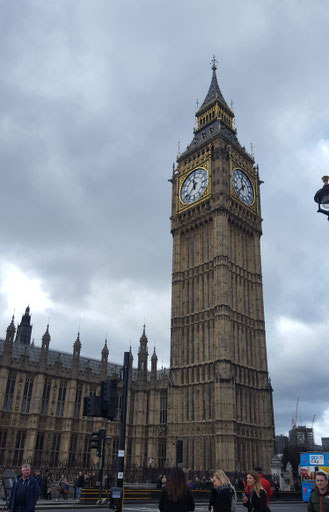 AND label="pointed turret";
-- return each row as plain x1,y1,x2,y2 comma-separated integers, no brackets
15,306,32,346
100,339,109,380
41,325,50,351
137,325,148,381
73,332,81,359
3,315,15,362
178,56,244,161
151,347,158,381
5,315,16,344
196,56,234,131
40,324,51,367
128,345,134,382
198,56,231,115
